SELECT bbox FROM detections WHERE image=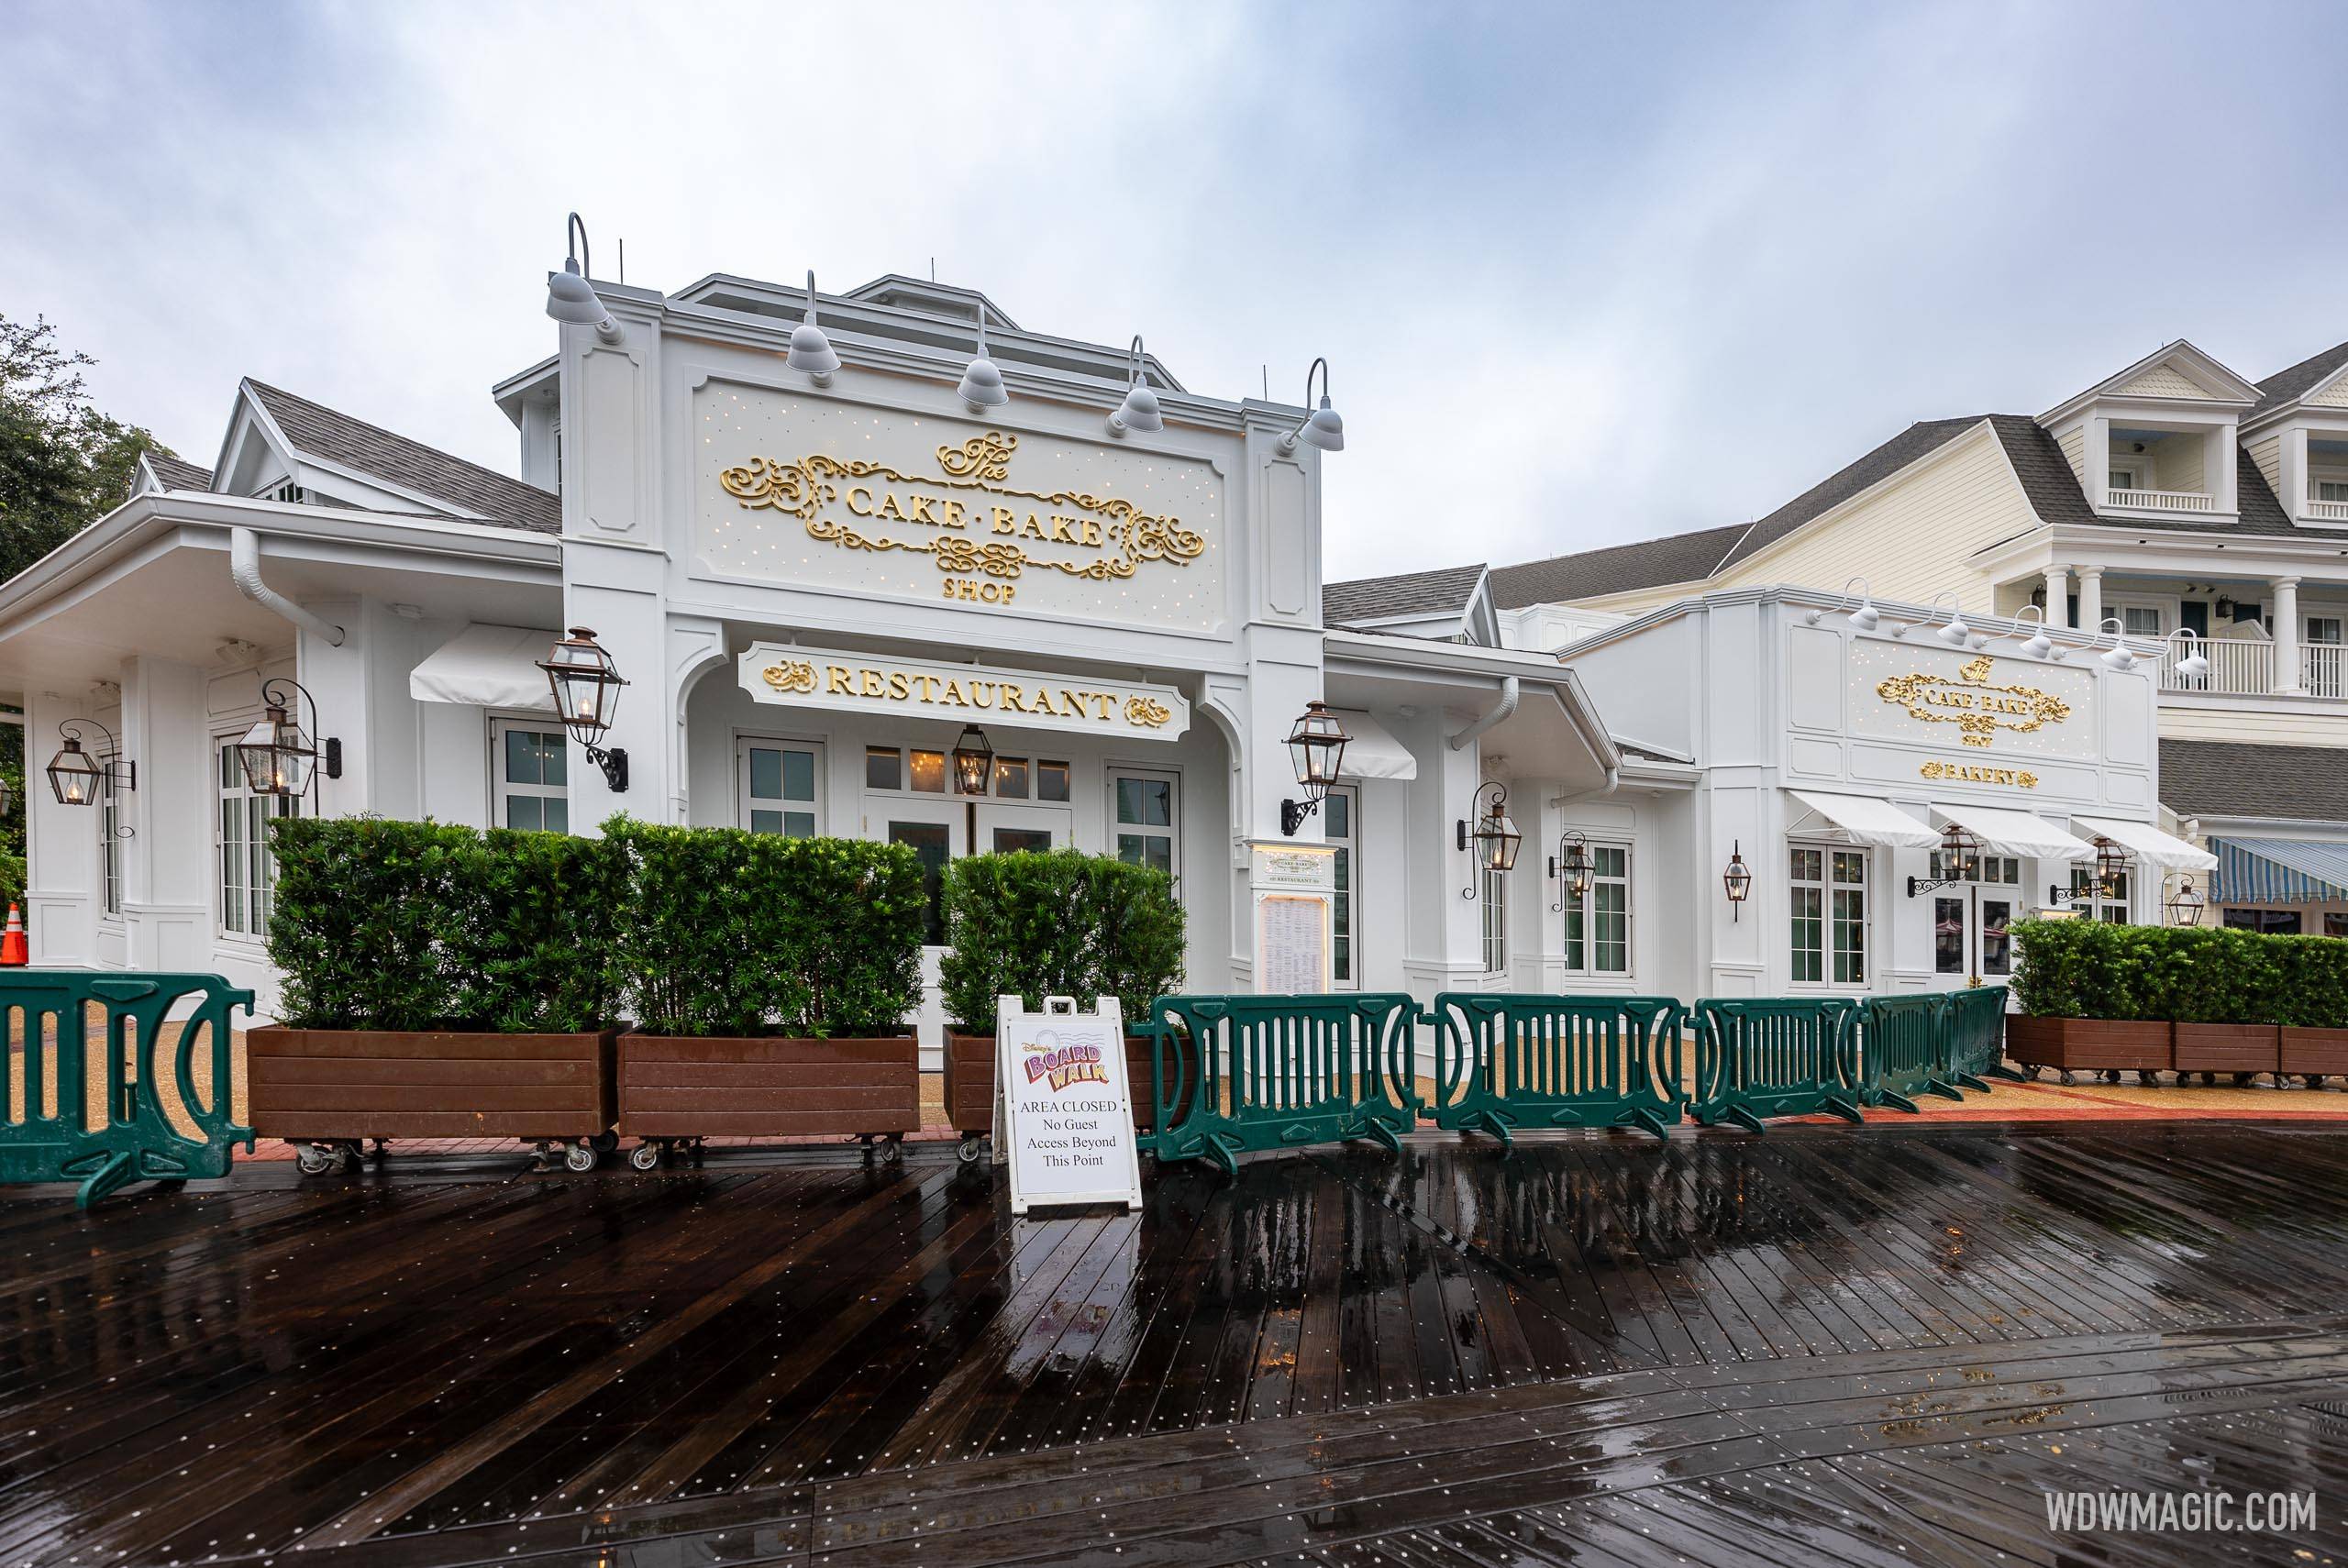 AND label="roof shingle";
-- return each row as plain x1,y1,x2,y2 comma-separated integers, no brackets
144,452,214,493
2249,339,2348,420
2160,738,2348,823
1323,562,1487,626
248,381,561,534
